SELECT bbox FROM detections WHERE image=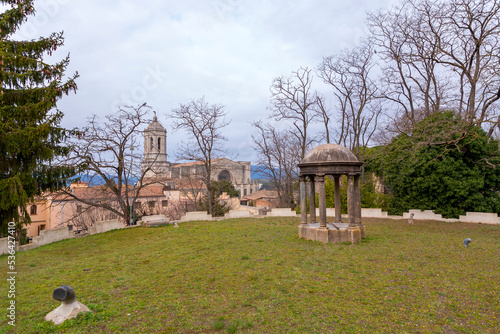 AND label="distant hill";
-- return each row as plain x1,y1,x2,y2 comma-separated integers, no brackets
251,165,270,180
70,175,138,187
76,168,266,184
